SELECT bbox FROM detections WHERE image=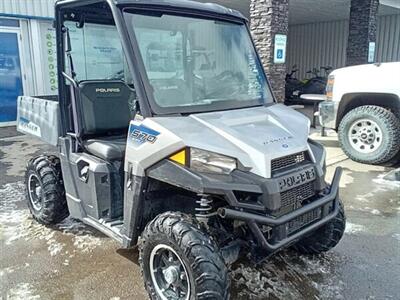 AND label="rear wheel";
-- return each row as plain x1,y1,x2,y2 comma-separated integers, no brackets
139,212,229,300
25,155,69,225
338,105,400,165
292,200,346,255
